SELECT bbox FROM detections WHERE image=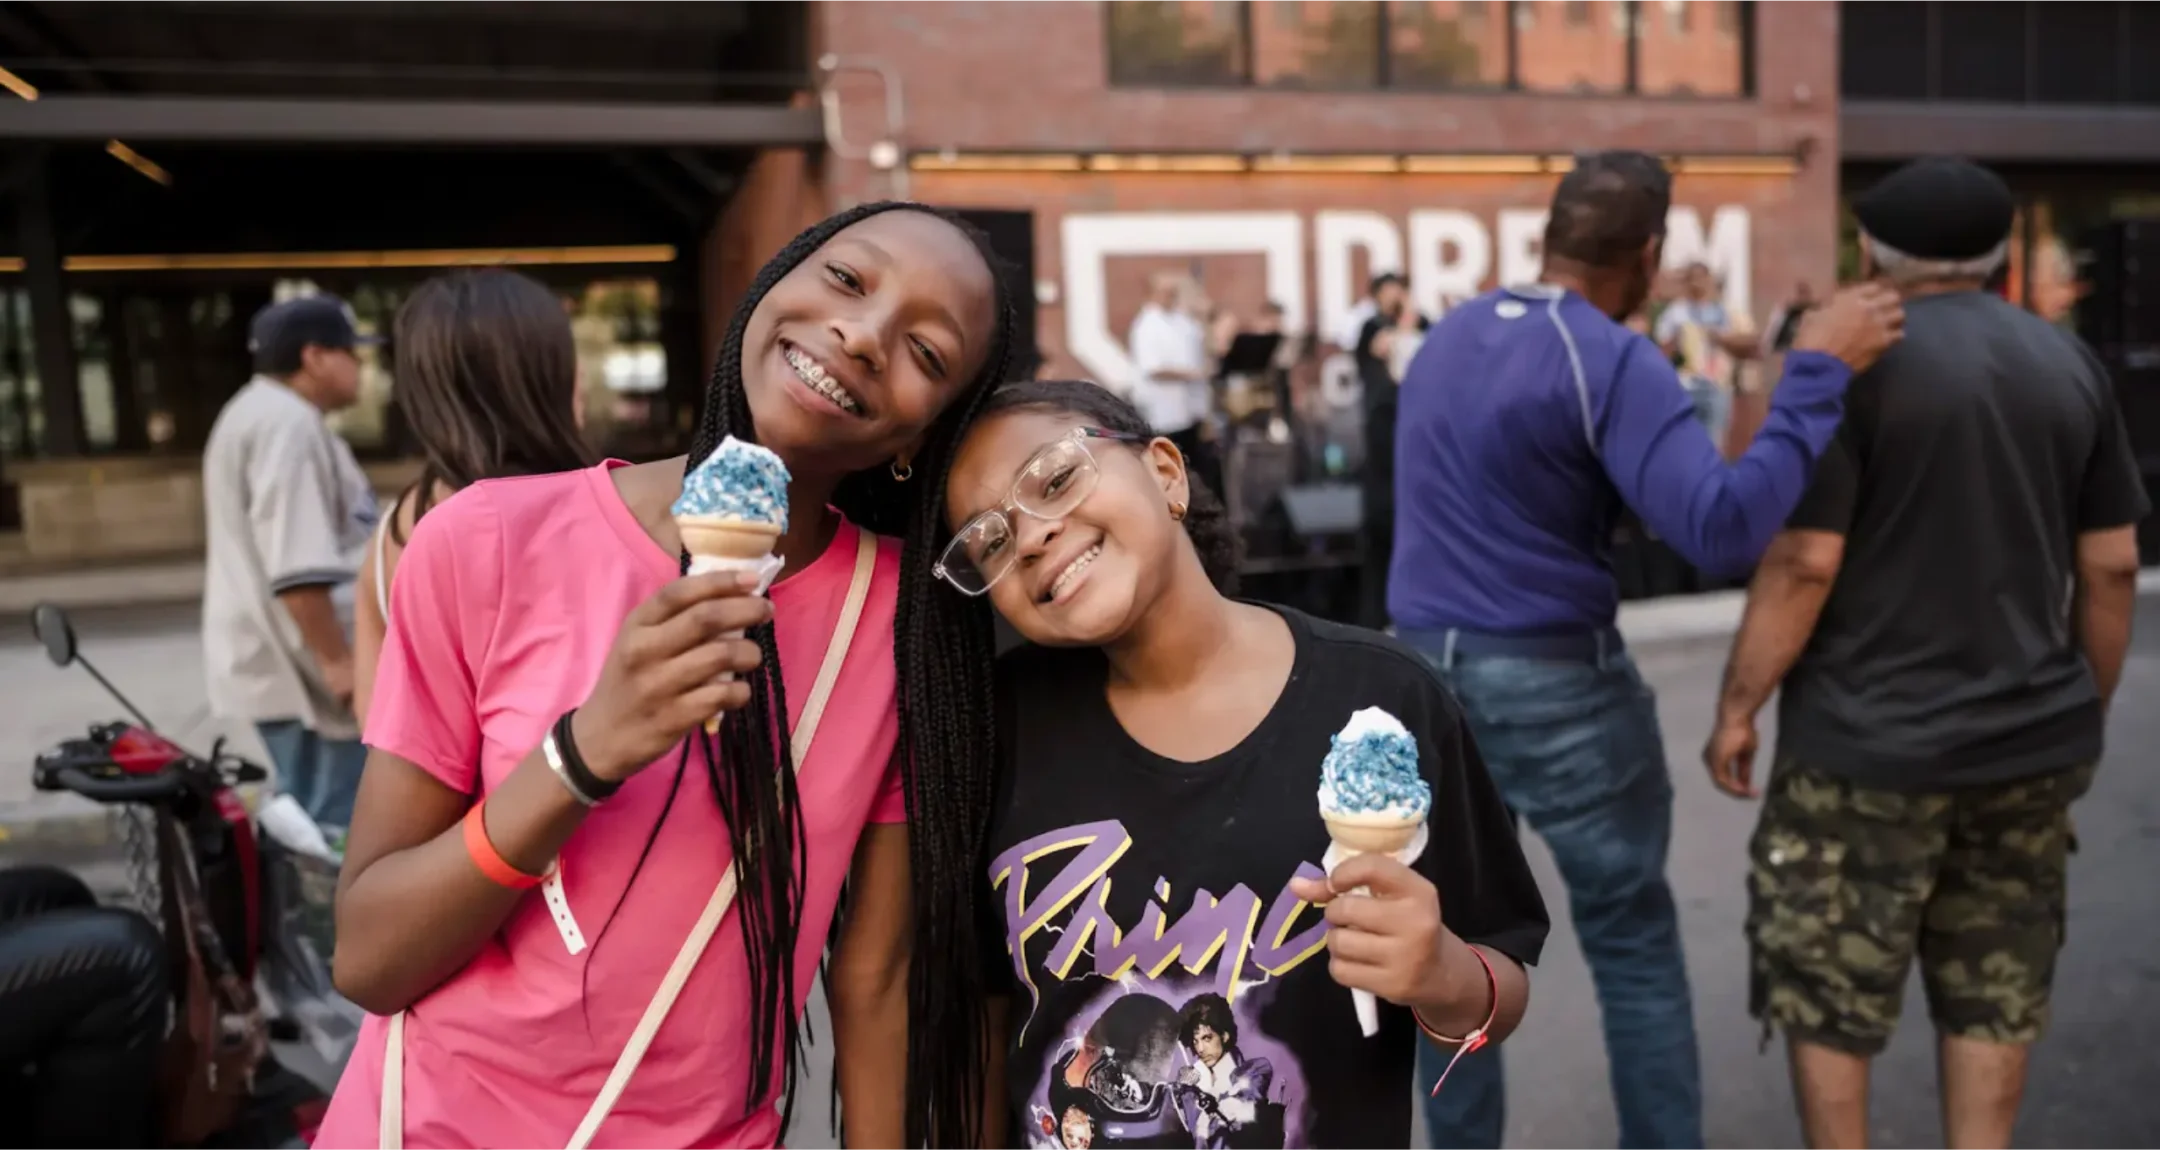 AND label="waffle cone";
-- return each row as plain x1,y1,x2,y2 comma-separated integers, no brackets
1322,810,1422,854
677,515,782,560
